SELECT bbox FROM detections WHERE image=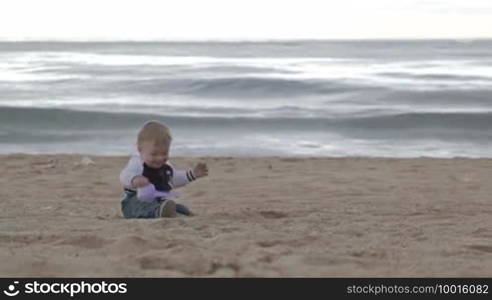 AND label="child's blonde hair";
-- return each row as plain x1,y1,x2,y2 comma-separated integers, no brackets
137,120,172,147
